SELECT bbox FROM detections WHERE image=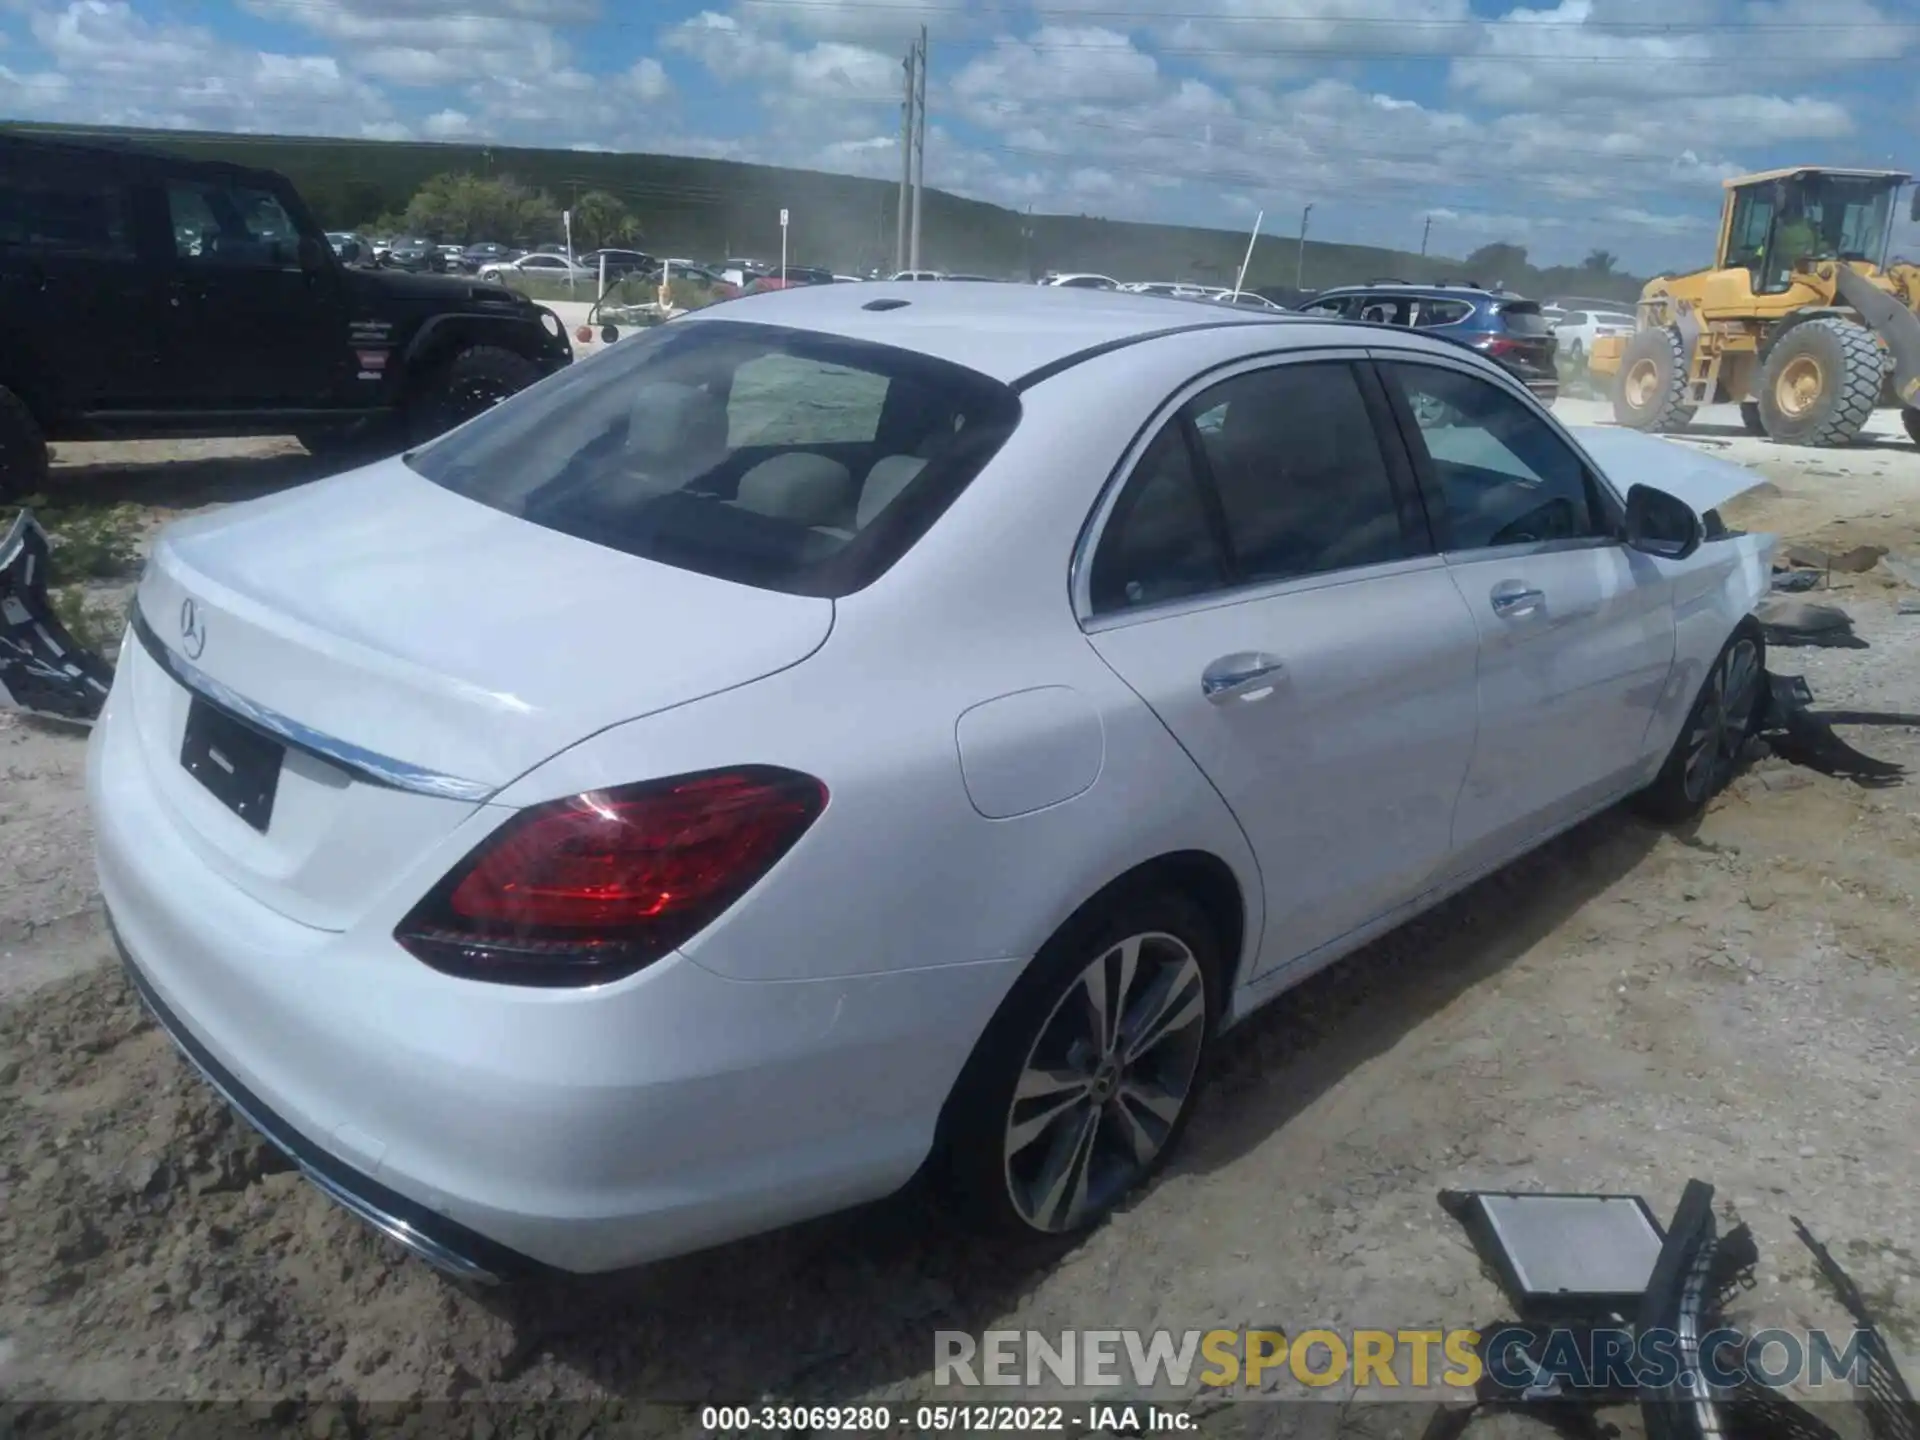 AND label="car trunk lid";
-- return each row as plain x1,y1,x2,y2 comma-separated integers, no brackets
125,459,834,930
